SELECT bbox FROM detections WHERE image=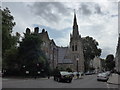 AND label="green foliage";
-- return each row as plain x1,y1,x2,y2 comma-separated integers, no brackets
2,7,16,55
3,47,18,70
105,54,115,71
18,33,49,76
82,36,102,72
58,66,65,71
53,67,60,76
66,67,72,72
101,59,106,71
2,7,19,74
